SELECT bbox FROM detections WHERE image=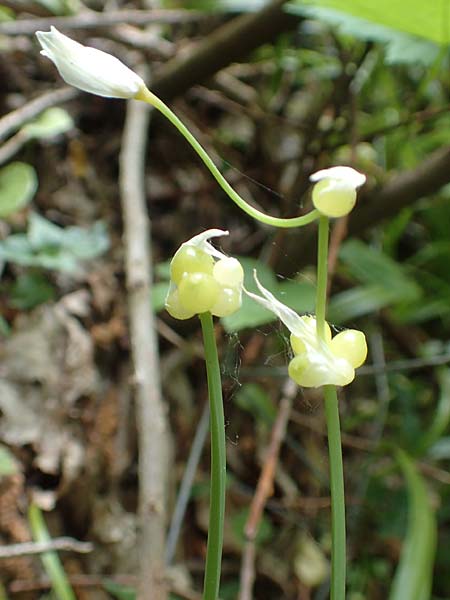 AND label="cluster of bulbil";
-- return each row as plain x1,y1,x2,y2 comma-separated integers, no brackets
165,230,244,320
